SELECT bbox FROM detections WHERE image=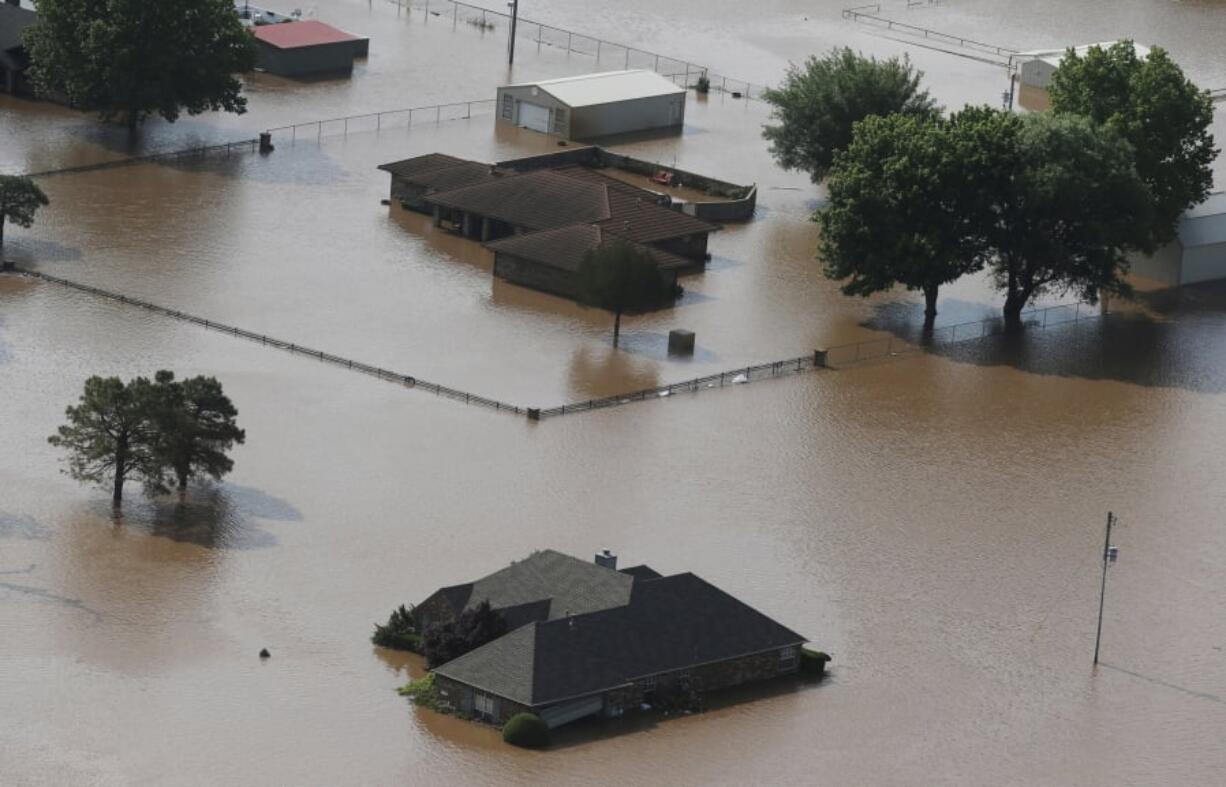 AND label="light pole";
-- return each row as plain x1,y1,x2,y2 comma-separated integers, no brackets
507,0,519,66
1093,511,1120,665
